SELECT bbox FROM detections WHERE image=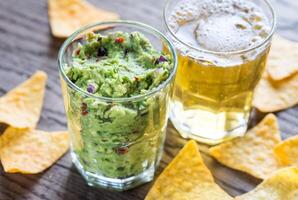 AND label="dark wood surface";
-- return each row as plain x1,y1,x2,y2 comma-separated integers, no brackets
0,0,297,199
